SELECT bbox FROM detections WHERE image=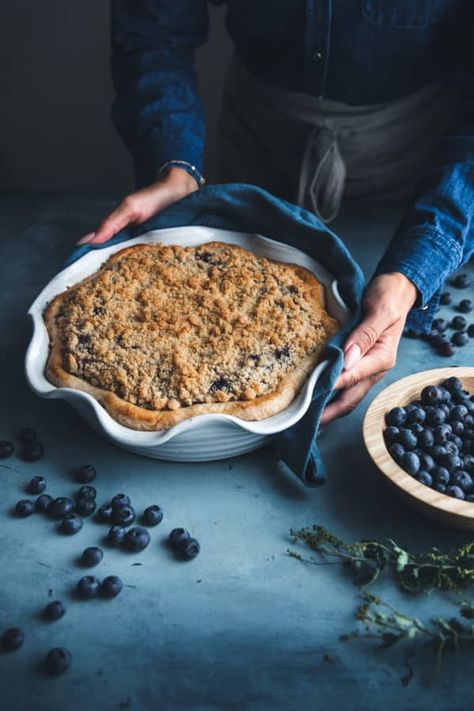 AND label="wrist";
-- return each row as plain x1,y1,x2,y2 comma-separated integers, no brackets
368,272,418,314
